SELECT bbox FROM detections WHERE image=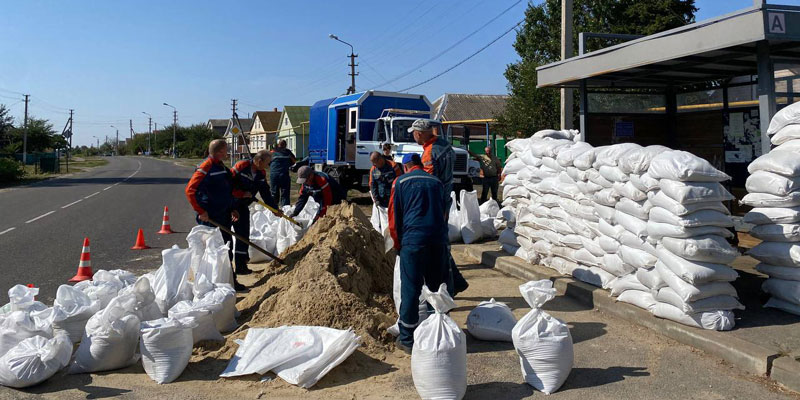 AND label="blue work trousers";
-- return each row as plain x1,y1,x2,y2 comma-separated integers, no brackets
270,173,291,207
398,242,452,347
